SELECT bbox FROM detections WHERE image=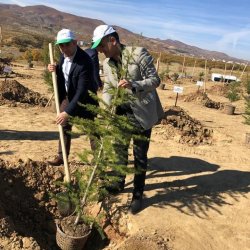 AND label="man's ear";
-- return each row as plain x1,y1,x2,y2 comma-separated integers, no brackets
110,36,117,45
